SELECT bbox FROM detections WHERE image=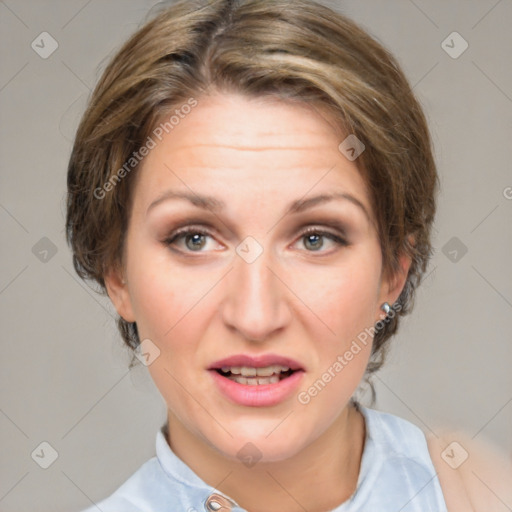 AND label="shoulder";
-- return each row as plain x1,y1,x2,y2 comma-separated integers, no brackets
357,407,447,509
362,406,434,463
426,430,512,512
